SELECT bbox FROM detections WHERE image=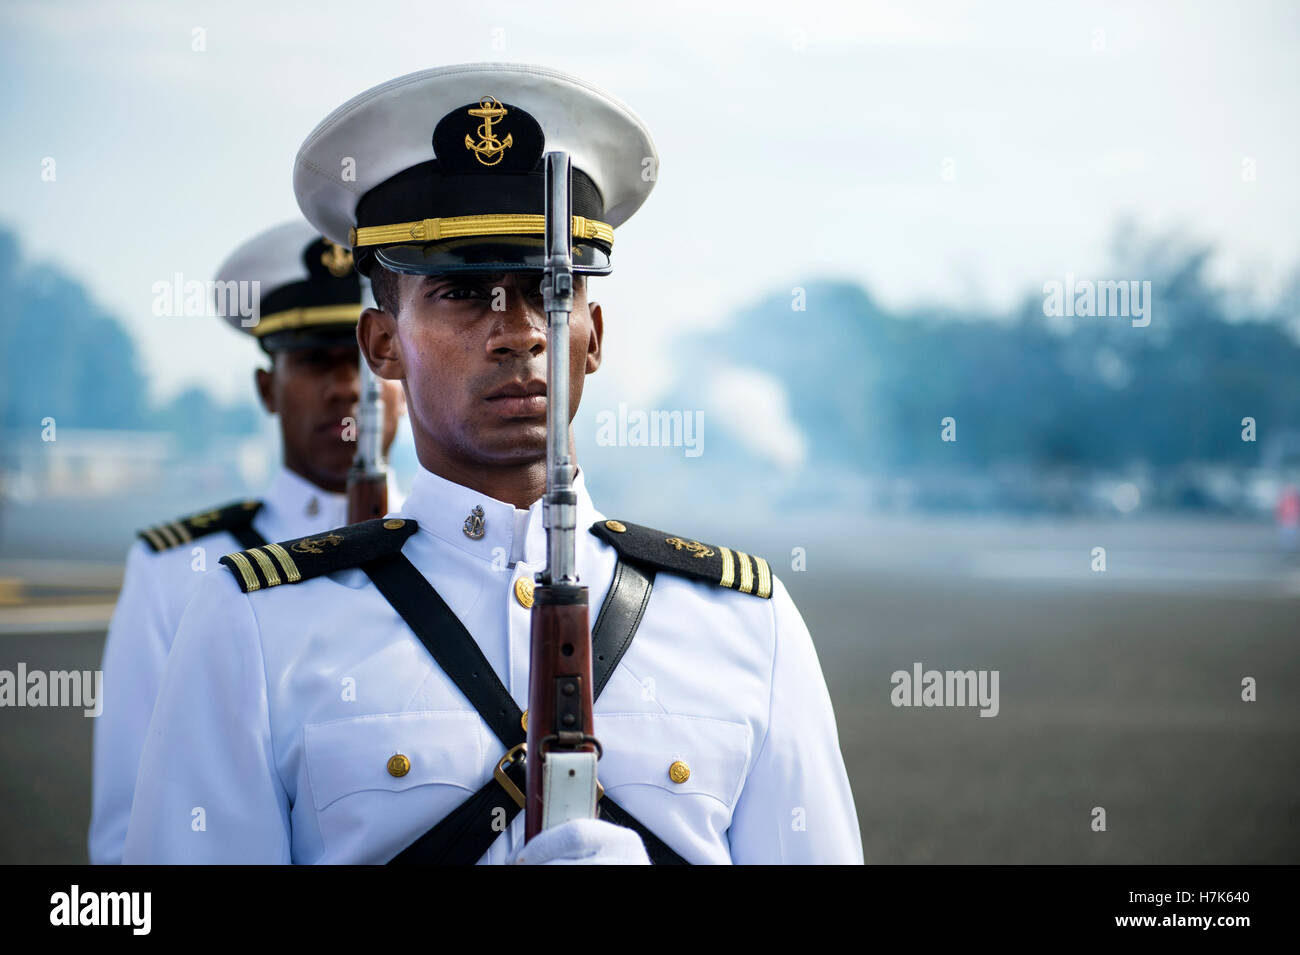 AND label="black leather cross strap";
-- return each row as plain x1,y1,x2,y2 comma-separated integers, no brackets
590,558,656,698
389,753,527,866
230,525,268,550
365,552,526,750
364,552,686,865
